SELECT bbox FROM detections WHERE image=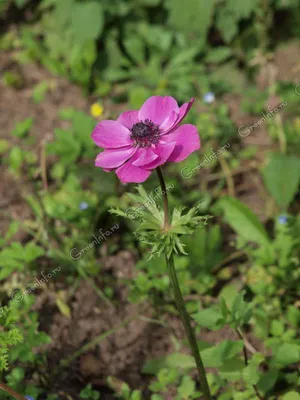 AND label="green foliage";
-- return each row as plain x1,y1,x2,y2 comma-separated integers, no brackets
3,0,298,99
0,307,23,371
272,343,300,367
193,292,253,331
108,377,142,400
11,117,33,138
196,105,237,144
262,152,300,209
142,291,300,398
183,224,224,276
32,81,50,103
2,71,24,88
216,197,271,246
47,108,95,166
0,242,44,280
111,185,210,258
167,0,214,40
0,297,50,396
80,383,101,400
71,1,104,44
